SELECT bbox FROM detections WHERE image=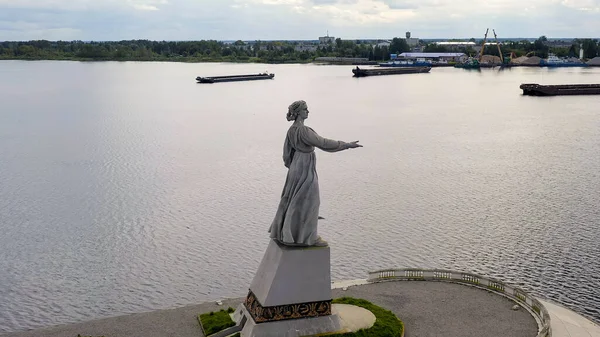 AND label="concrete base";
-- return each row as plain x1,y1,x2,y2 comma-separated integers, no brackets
236,304,342,337
249,239,332,306
233,239,342,336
